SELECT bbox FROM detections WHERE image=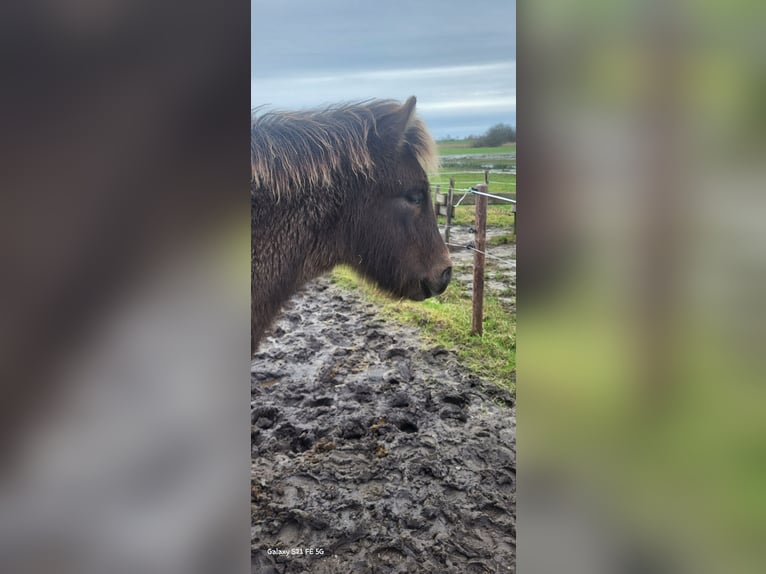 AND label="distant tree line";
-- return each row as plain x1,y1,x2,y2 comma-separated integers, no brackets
472,123,516,147
438,123,516,147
